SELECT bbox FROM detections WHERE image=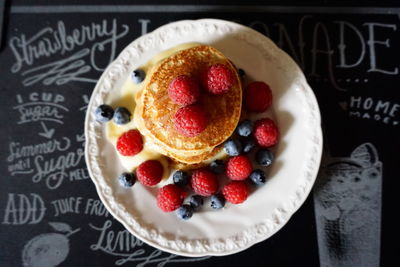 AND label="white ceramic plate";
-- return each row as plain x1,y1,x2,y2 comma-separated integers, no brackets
85,19,323,257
